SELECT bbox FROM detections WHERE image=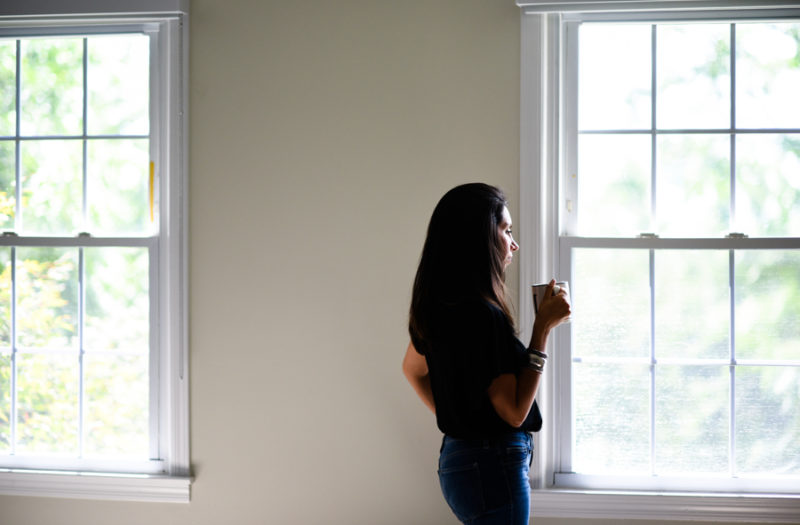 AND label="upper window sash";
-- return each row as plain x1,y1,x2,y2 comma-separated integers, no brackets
0,26,158,240
561,11,800,239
